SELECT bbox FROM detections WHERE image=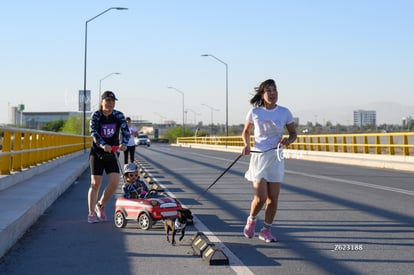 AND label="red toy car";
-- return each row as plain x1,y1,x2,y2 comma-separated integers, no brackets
114,189,183,230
